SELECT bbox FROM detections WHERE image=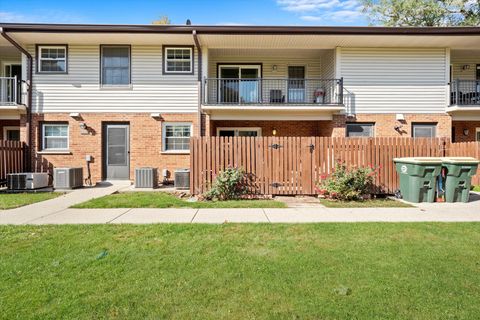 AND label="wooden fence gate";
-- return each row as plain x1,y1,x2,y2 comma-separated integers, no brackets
0,140,26,184
190,137,451,195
